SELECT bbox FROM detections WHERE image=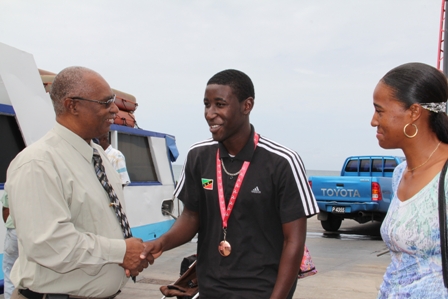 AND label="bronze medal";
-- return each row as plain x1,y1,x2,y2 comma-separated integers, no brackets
218,240,231,257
